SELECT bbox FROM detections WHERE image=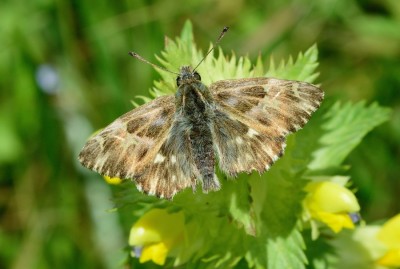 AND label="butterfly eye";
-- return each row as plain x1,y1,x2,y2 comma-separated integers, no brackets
176,76,182,86
193,72,201,81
